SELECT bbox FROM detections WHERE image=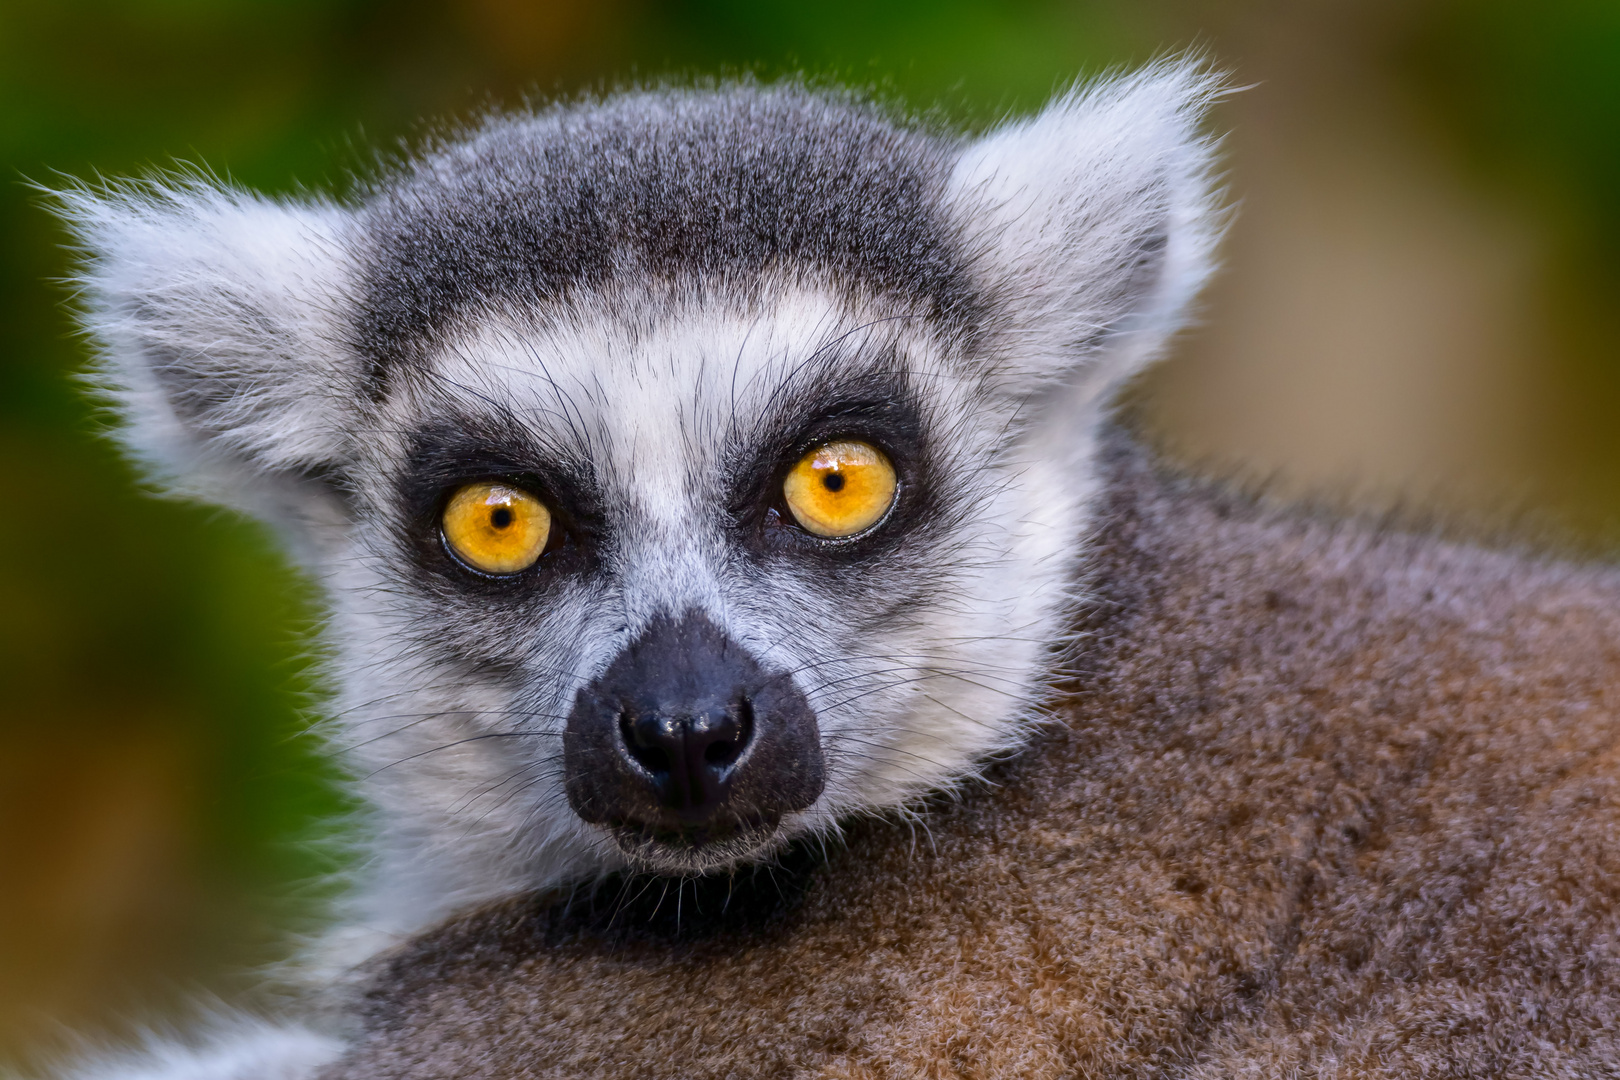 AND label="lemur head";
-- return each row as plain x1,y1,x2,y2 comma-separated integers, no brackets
63,65,1220,906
